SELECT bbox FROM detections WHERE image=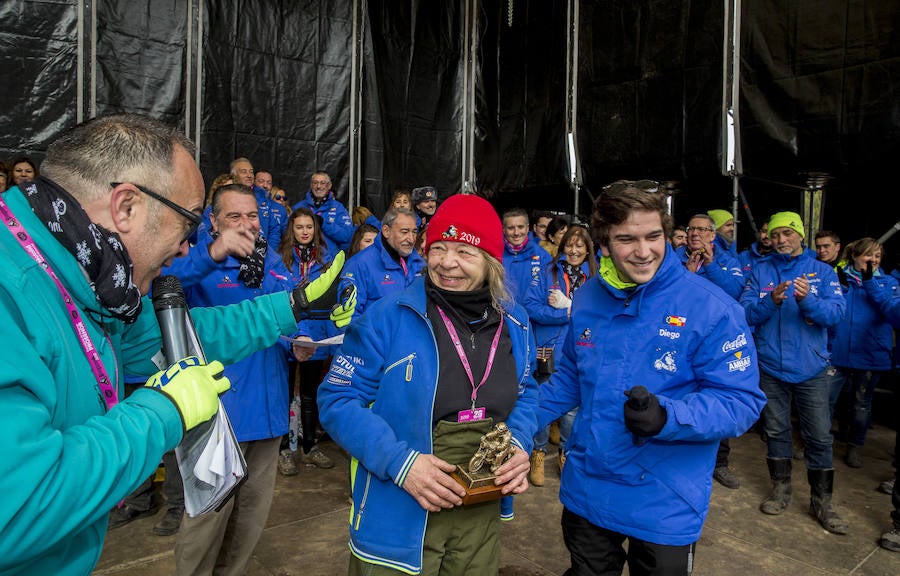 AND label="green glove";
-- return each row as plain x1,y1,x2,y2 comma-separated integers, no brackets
292,250,347,322
145,356,230,431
